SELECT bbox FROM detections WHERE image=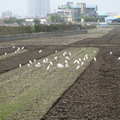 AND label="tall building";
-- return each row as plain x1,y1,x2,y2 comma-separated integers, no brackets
28,0,50,18
2,11,12,19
